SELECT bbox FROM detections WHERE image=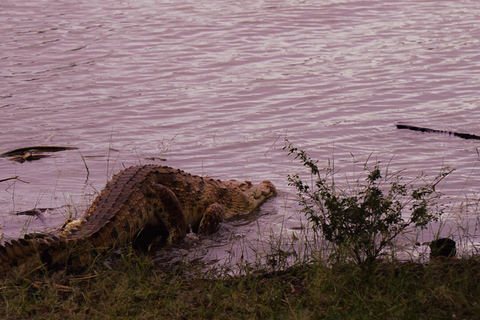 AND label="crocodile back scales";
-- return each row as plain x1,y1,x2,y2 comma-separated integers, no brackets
0,165,187,275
